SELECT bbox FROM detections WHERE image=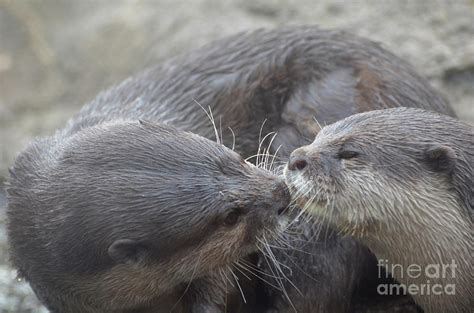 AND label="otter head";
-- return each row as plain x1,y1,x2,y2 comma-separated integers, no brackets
7,120,290,307
284,108,471,237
